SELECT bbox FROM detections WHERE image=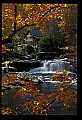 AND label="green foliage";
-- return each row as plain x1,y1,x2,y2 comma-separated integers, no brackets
39,35,54,52
11,28,29,56
39,18,64,51
12,33,22,45
50,18,62,46
61,6,77,46
11,58,21,62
